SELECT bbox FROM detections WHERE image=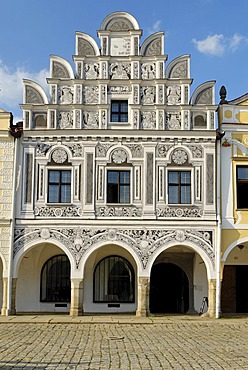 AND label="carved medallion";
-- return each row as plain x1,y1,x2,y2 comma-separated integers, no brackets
52,148,68,163
112,149,127,164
